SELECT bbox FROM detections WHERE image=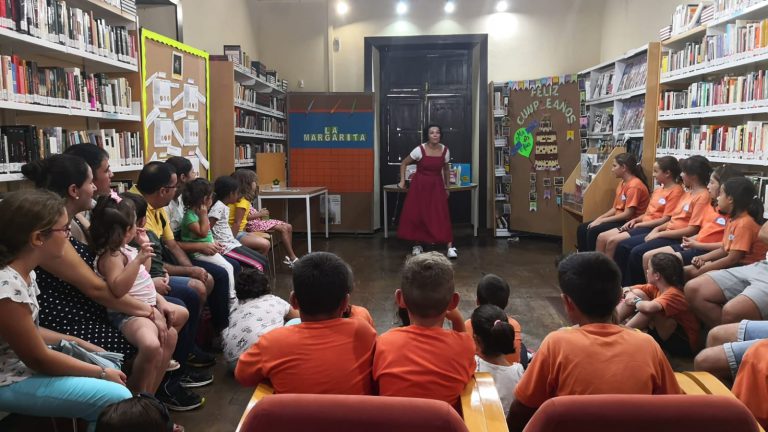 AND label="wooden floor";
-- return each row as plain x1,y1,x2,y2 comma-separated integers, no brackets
0,228,692,431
